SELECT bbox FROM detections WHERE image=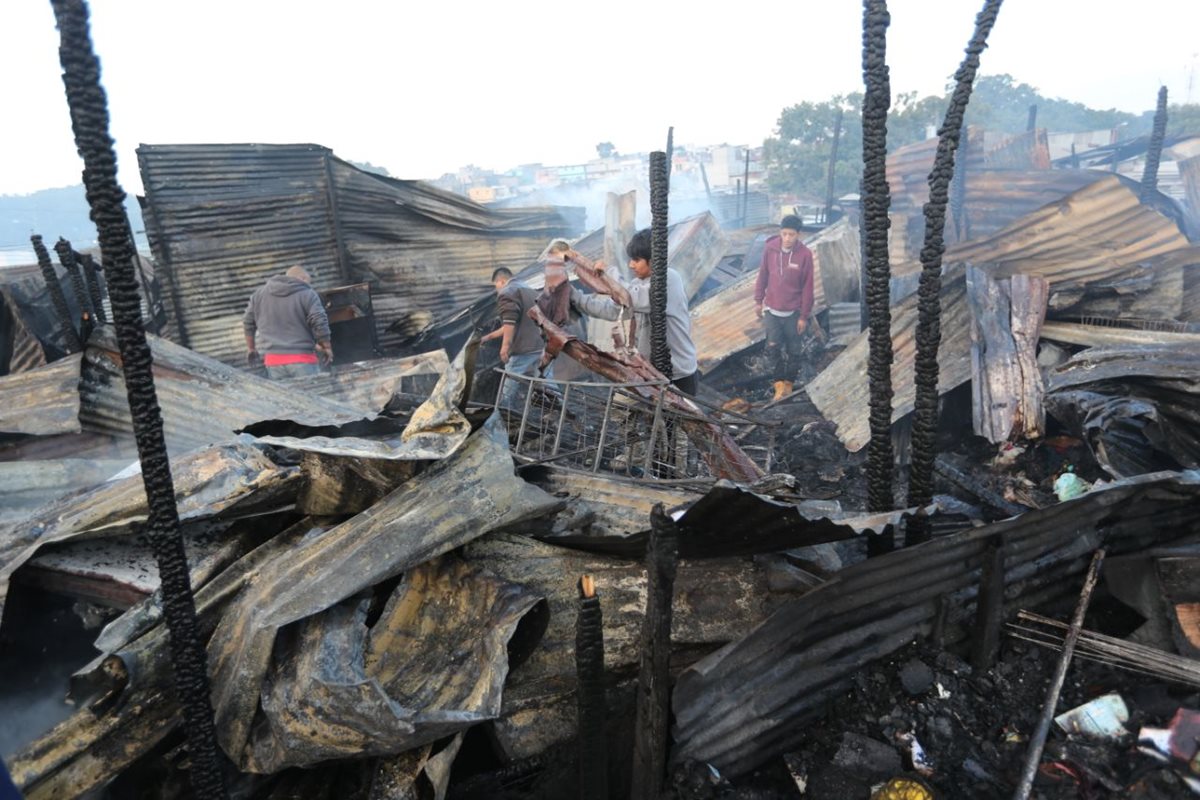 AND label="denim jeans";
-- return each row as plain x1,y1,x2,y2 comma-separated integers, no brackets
762,311,804,382
497,351,542,410
266,361,320,380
